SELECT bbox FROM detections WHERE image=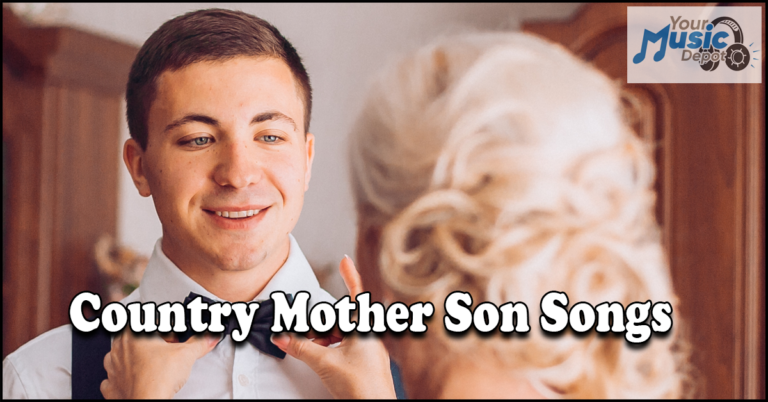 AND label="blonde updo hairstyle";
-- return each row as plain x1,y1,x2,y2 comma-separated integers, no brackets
350,33,688,398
